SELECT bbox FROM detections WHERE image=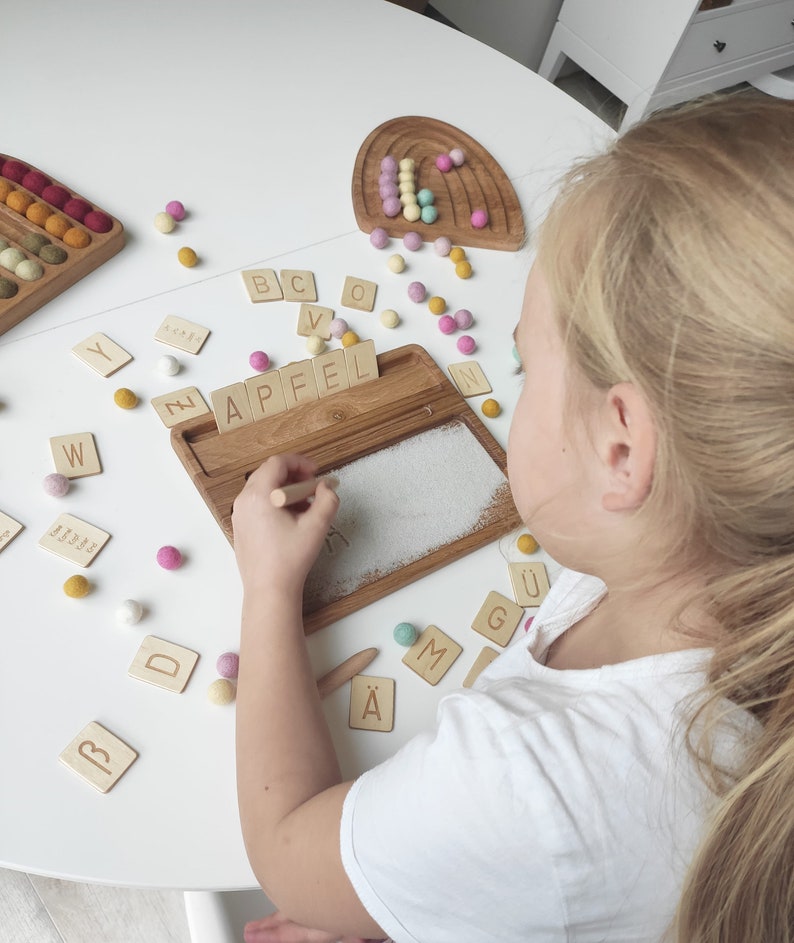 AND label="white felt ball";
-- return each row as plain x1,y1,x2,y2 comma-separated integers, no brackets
157,354,180,376
154,211,176,233
116,599,144,625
